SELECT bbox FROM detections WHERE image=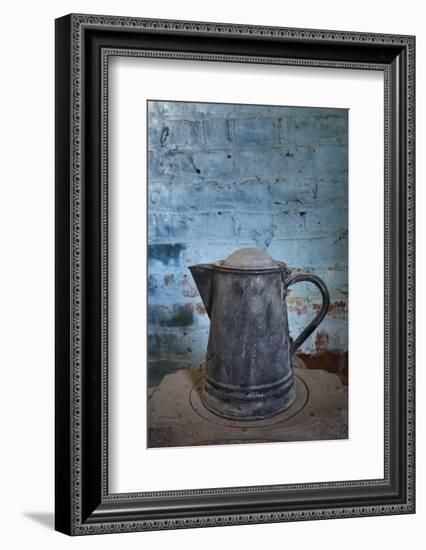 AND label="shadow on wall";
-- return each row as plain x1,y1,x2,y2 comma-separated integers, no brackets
147,100,348,387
